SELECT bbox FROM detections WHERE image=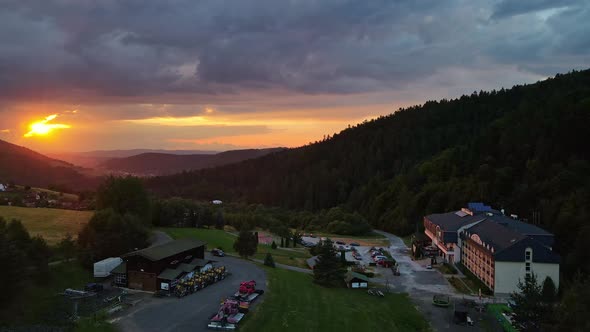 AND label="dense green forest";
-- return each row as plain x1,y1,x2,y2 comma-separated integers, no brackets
148,69,590,278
